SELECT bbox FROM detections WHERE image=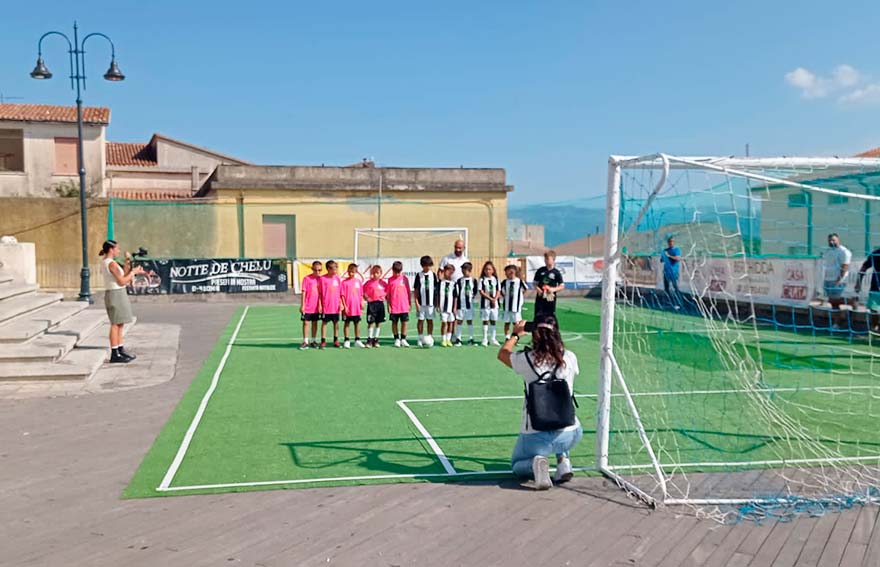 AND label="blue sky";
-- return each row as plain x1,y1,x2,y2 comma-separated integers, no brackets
1,0,879,204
